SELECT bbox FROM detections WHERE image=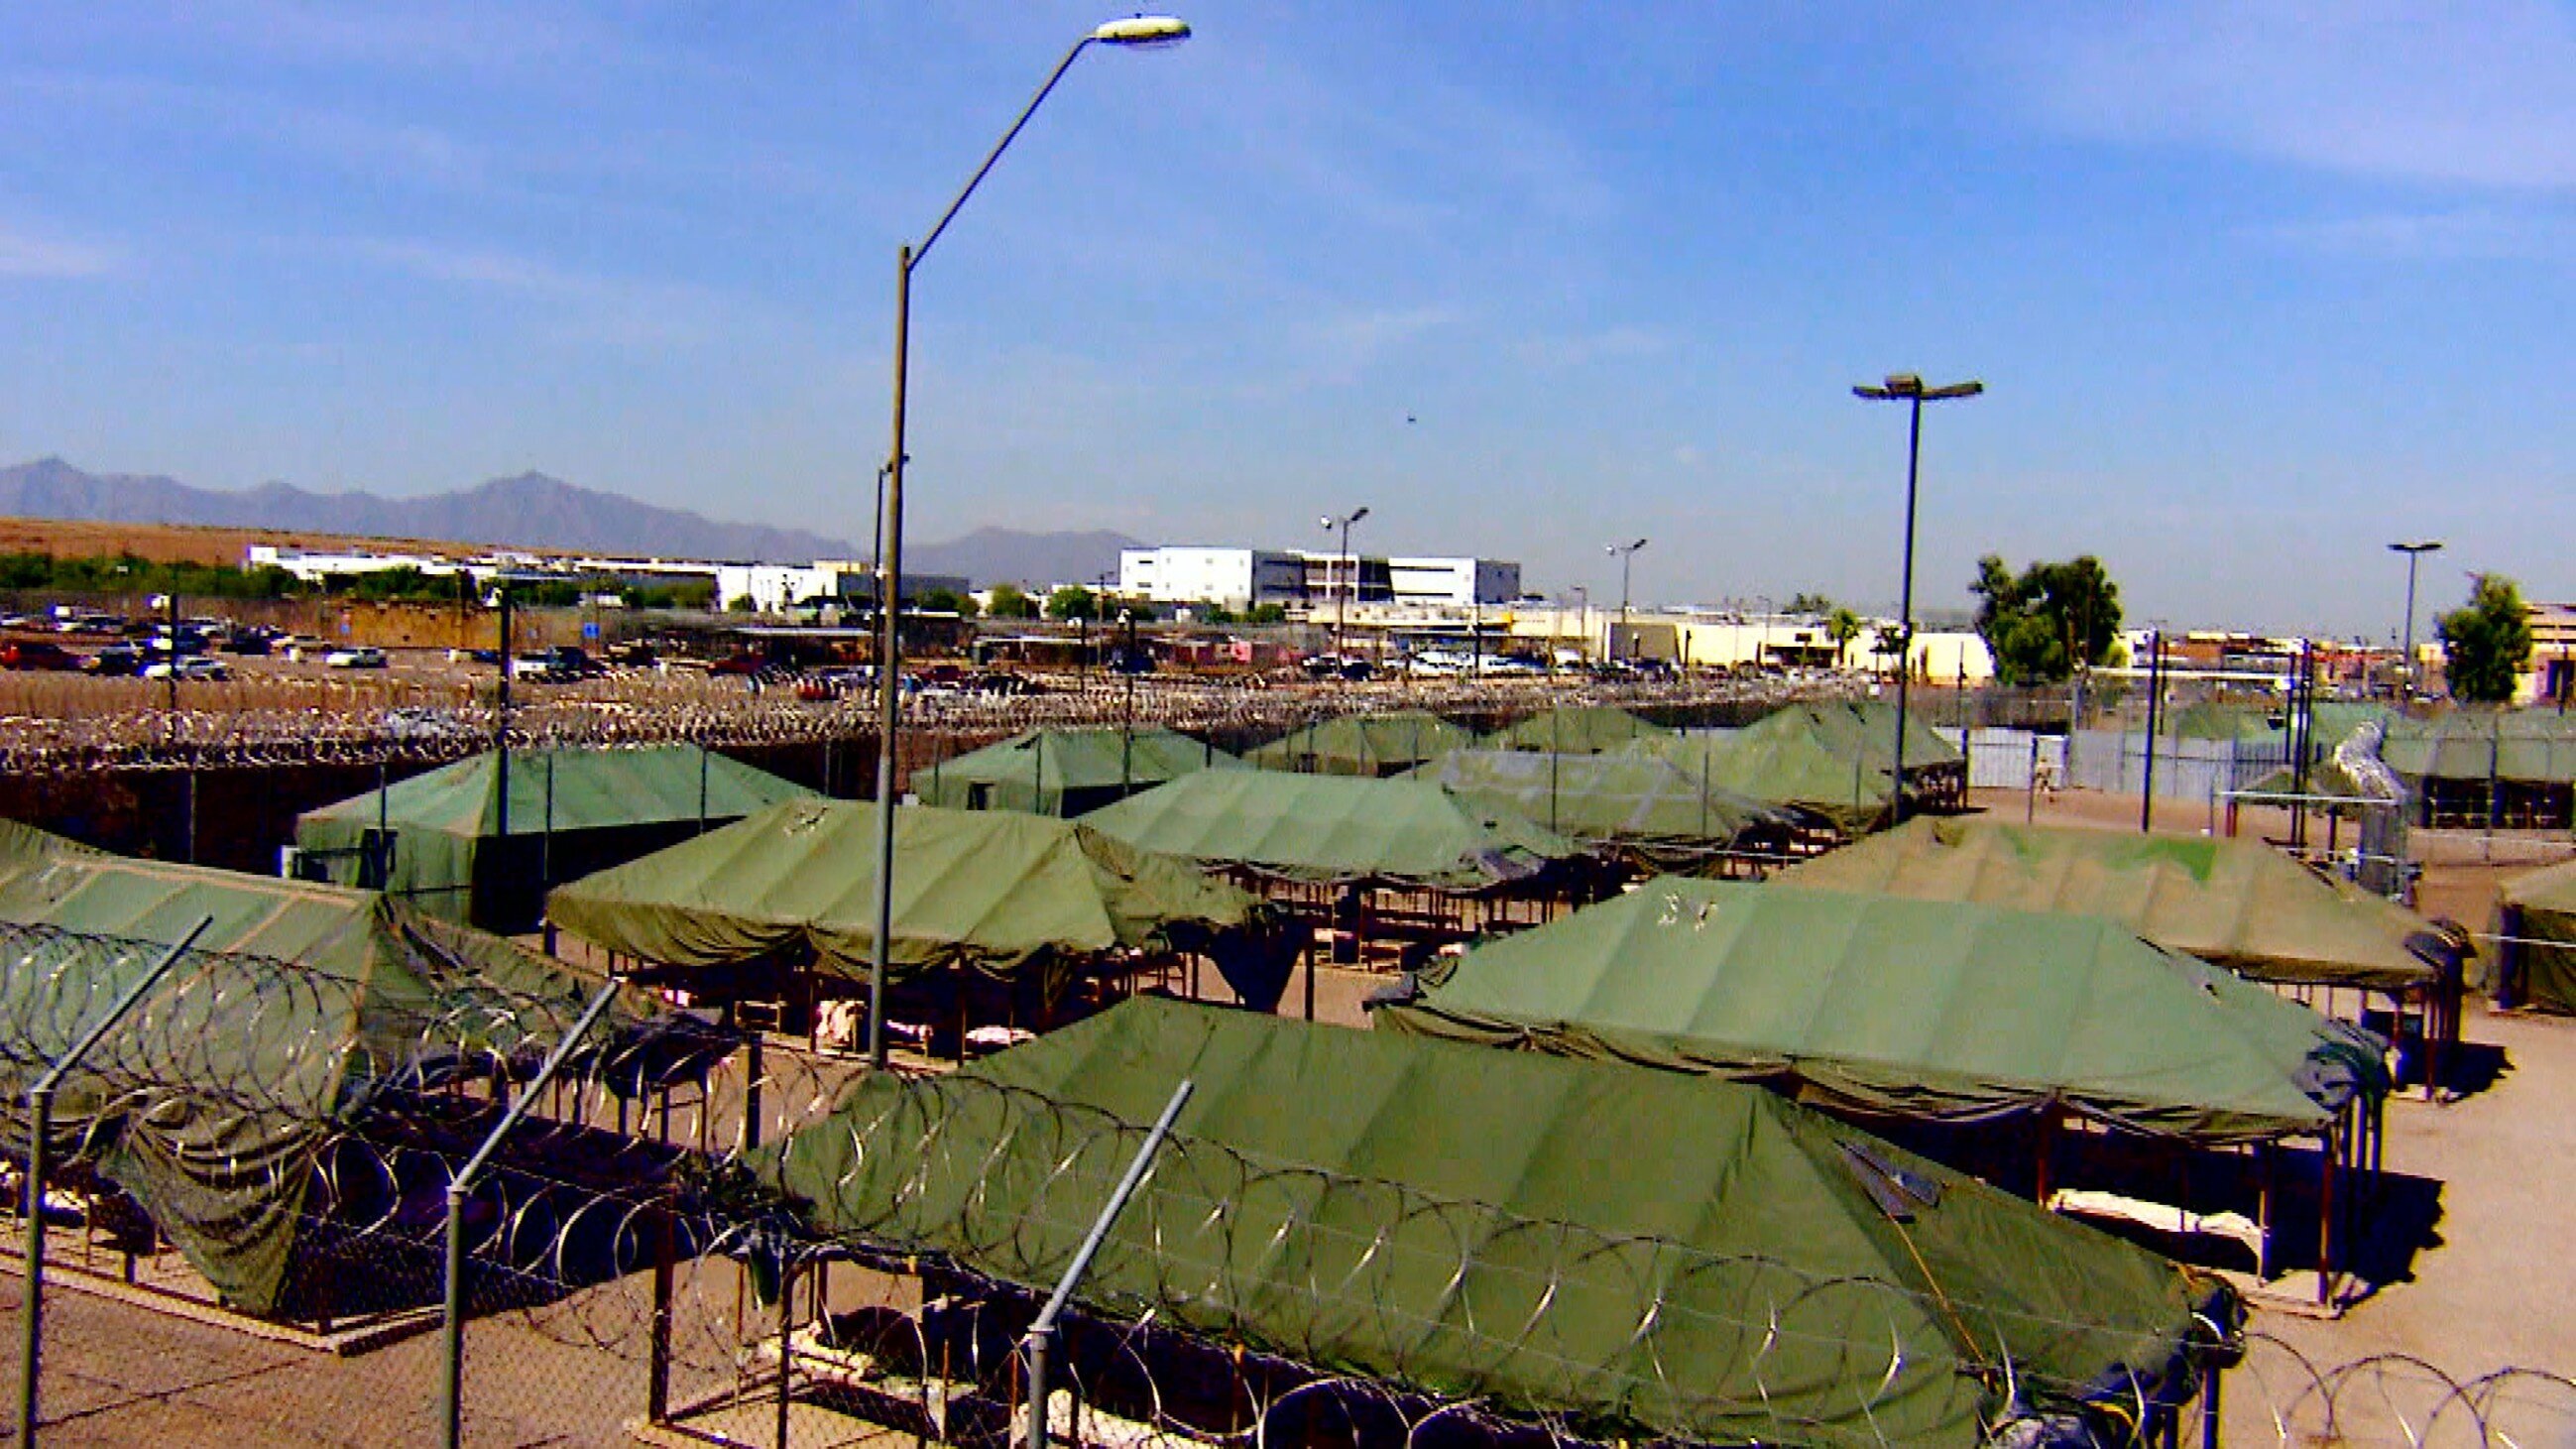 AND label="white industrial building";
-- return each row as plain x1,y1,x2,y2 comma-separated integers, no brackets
1118,545,1518,611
